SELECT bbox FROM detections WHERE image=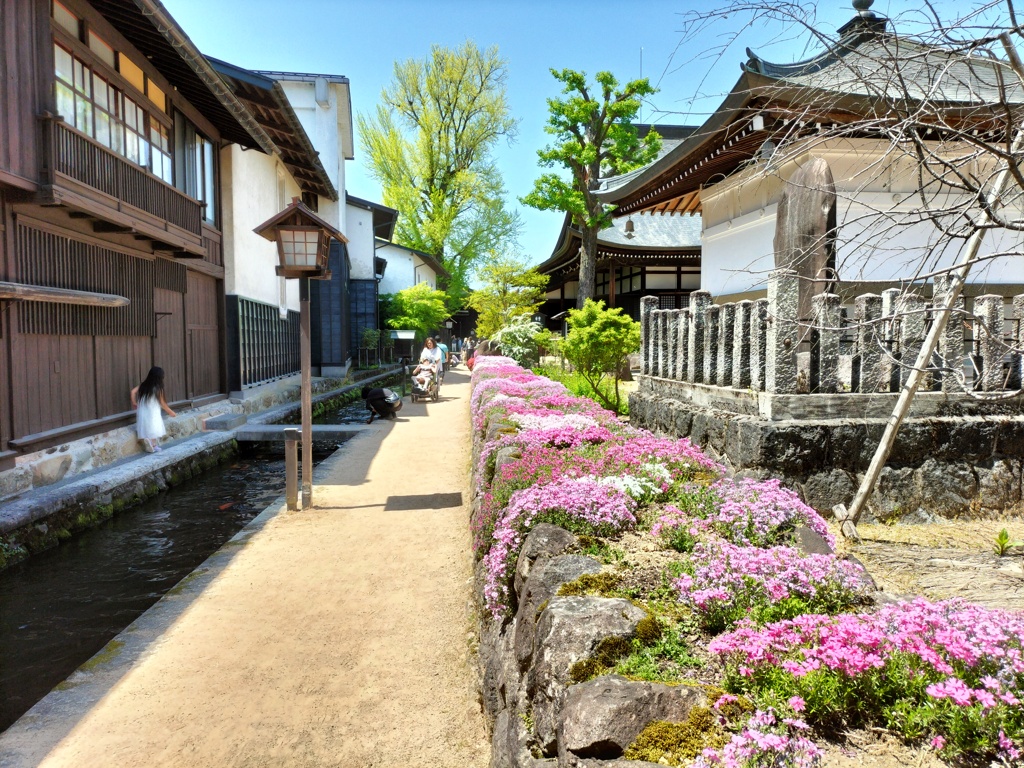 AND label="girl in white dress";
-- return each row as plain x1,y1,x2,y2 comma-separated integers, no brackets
130,366,177,453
